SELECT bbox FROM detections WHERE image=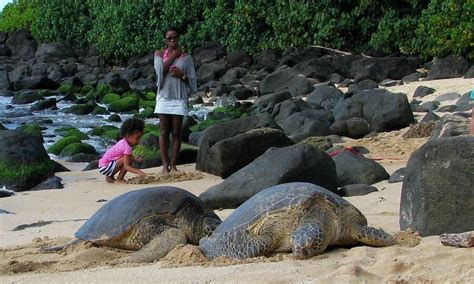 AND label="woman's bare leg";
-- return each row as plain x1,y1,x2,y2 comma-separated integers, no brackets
170,115,184,172
159,114,172,174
